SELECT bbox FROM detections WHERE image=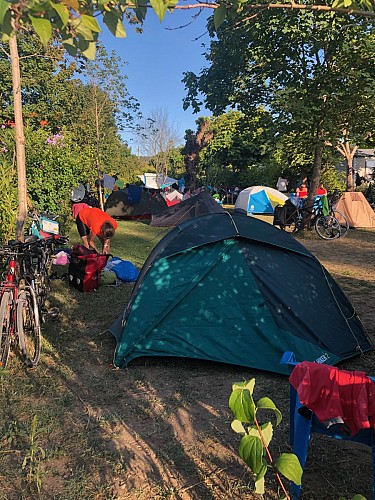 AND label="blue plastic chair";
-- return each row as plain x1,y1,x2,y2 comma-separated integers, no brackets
280,351,375,500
